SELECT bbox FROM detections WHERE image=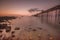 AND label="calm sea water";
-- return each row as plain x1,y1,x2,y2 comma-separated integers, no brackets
0,16,60,40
